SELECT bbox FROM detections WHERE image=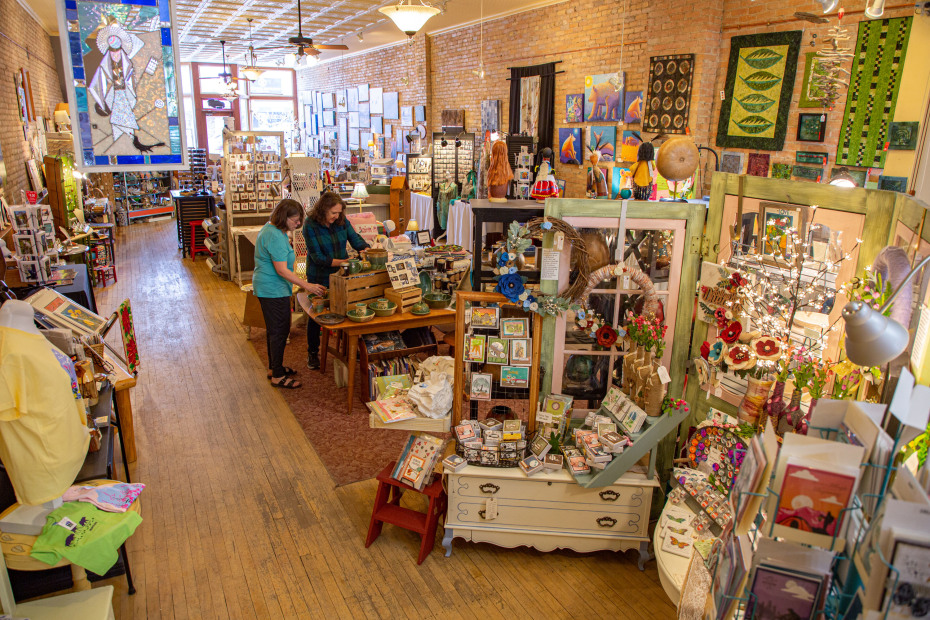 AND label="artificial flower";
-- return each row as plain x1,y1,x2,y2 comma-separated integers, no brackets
726,345,755,370
509,266,518,274
497,256,509,267
596,325,619,347
729,272,748,288
541,221,552,230
529,302,539,312
495,273,525,303
751,337,781,361
724,310,733,320
707,340,727,366
700,341,711,360
720,321,743,344
519,292,529,301
739,329,760,343
508,252,516,260
577,309,586,320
